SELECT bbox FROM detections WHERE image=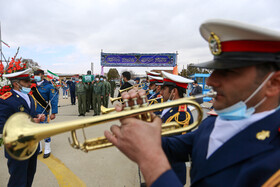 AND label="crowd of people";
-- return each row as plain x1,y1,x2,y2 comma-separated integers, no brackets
0,18,280,187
